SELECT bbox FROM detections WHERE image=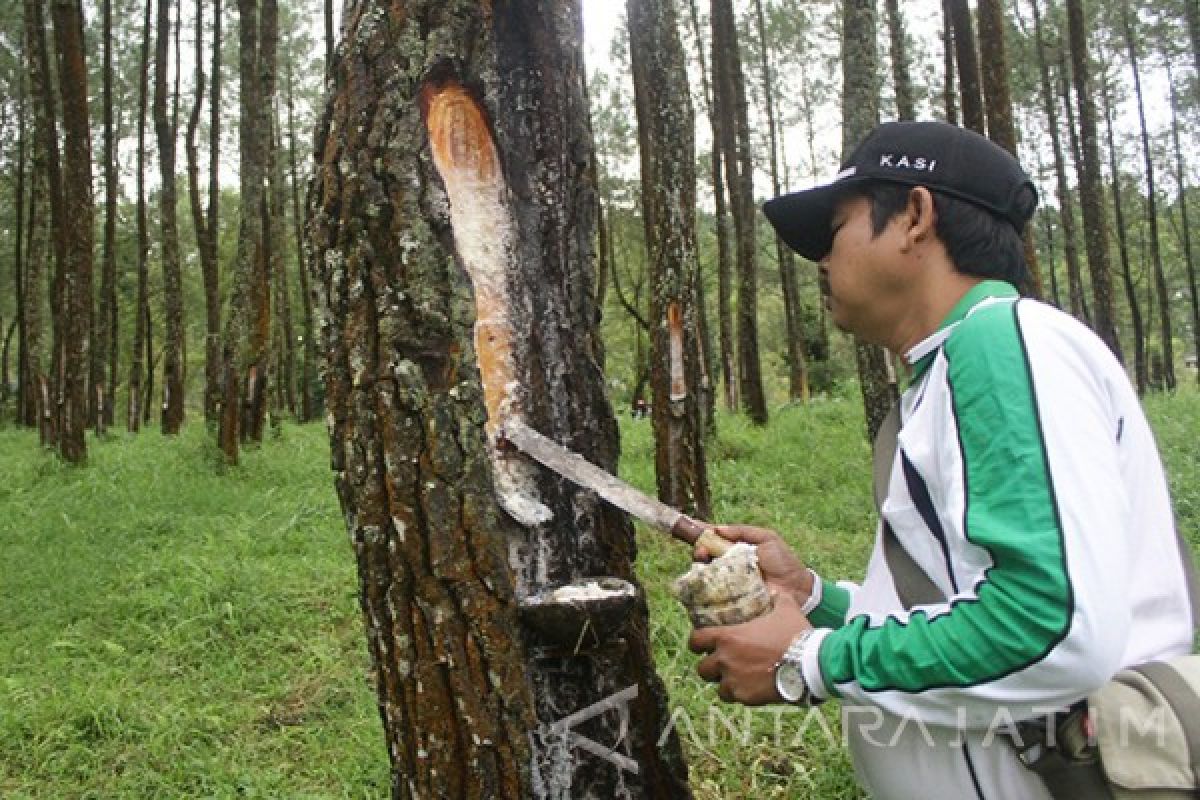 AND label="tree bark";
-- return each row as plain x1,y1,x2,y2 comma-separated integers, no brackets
286,53,318,423
308,2,689,796
50,0,95,464
269,117,297,417
219,0,271,463
712,0,767,425
1100,73,1147,395
129,0,152,433
1030,0,1087,322
187,0,221,426
753,0,809,403
96,0,117,433
842,0,896,441
947,0,985,134
1066,0,1123,361
628,0,712,519
1120,1,1173,389
1168,69,1200,388
941,0,958,124
12,63,31,428
977,0,1042,298
686,0,737,412
154,0,185,434
884,0,916,120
